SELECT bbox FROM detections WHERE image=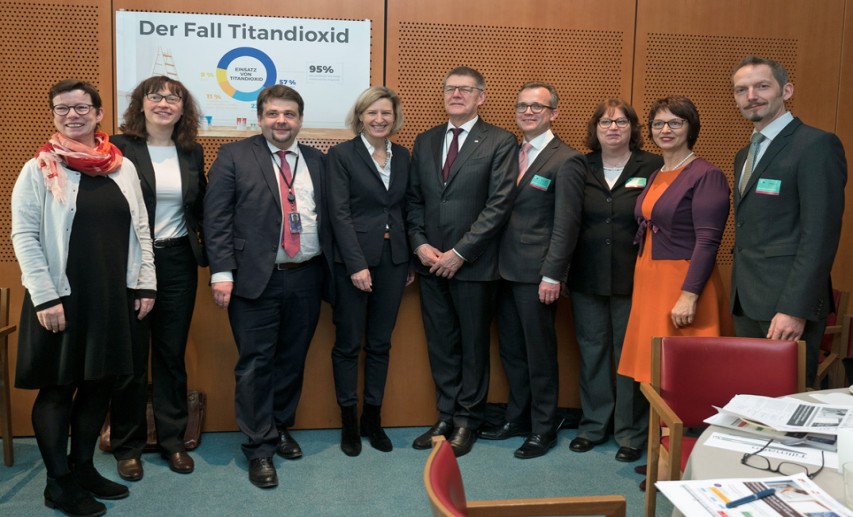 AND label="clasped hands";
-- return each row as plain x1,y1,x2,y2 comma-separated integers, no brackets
416,244,463,278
